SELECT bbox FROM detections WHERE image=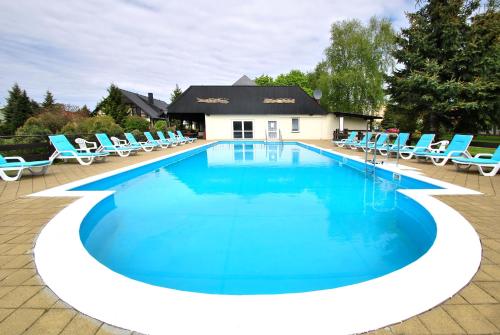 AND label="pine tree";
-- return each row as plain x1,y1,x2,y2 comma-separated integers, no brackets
2,83,34,134
94,84,128,126
385,0,498,135
170,84,183,103
42,90,55,109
